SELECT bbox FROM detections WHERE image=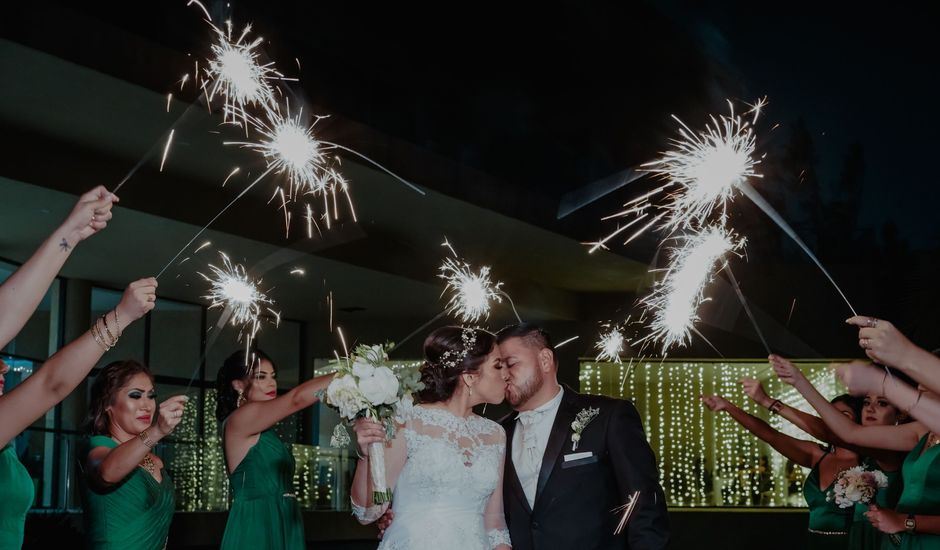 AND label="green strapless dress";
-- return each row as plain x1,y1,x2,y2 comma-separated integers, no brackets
220,430,304,550
894,435,940,550
82,435,175,550
804,457,853,550
848,457,901,549
0,442,34,550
